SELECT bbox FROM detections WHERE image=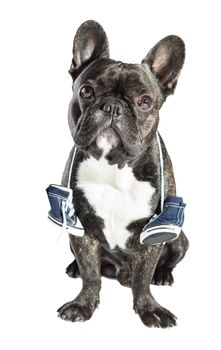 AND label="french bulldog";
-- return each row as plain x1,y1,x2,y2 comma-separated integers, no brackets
57,20,189,328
